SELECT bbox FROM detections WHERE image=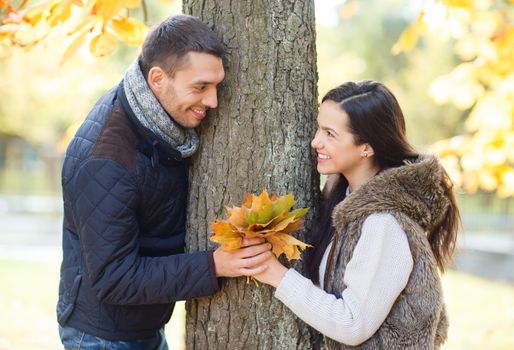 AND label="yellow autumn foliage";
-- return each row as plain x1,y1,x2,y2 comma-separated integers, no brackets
210,189,311,261
395,0,514,197
391,12,426,54
0,0,150,60
90,30,117,57
111,16,147,46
